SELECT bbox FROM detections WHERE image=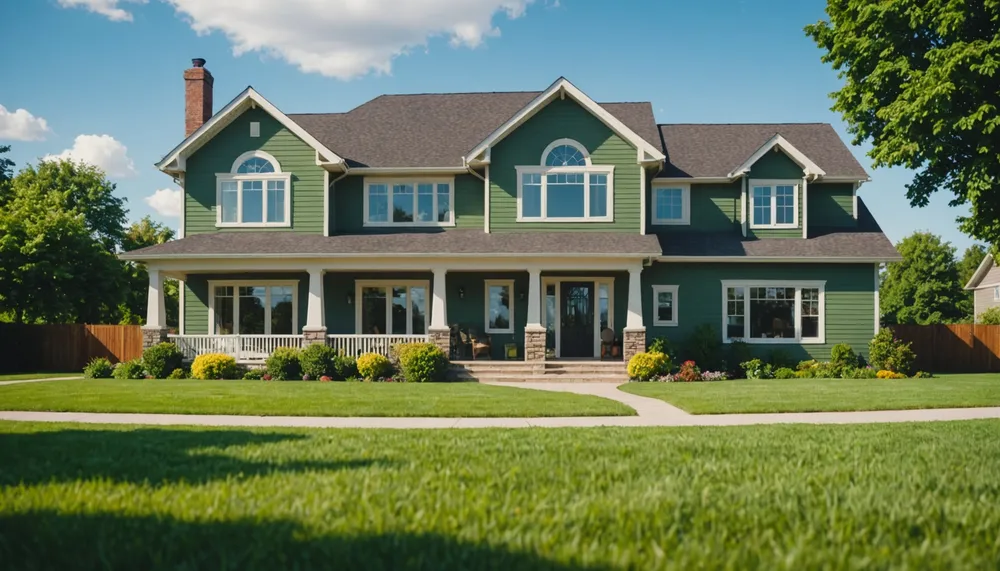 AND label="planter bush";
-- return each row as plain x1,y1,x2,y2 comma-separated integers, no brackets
299,344,337,379
628,351,666,382
357,352,392,381
394,342,449,382
682,324,722,370
167,368,186,380
774,367,796,379
242,368,266,380
266,347,302,381
142,342,184,379
83,357,114,379
334,353,358,380
868,328,916,376
741,358,773,380
112,358,145,380
191,353,238,380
